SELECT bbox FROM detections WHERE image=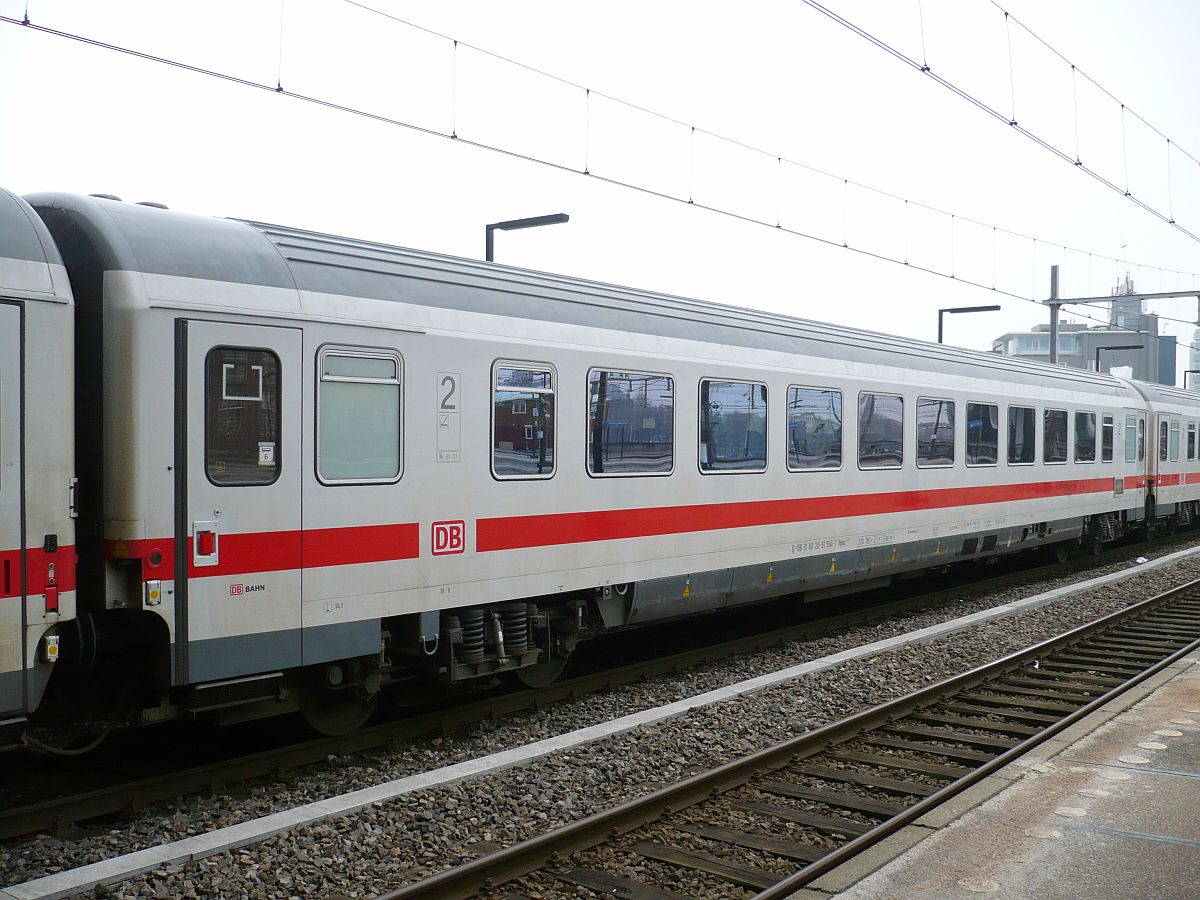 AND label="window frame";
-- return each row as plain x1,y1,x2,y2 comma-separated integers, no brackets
1170,418,1180,462
1042,408,1069,465
1160,418,1169,462
491,359,558,481
915,396,955,469
785,384,843,473
857,391,905,471
315,345,404,487
1006,405,1037,466
965,401,1000,468
585,367,676,479
1188,421,1196,461
1125,414,1137,463
1101,414,1114,463
698,377,769,475
1073,410,1097,464
204,345,283,488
